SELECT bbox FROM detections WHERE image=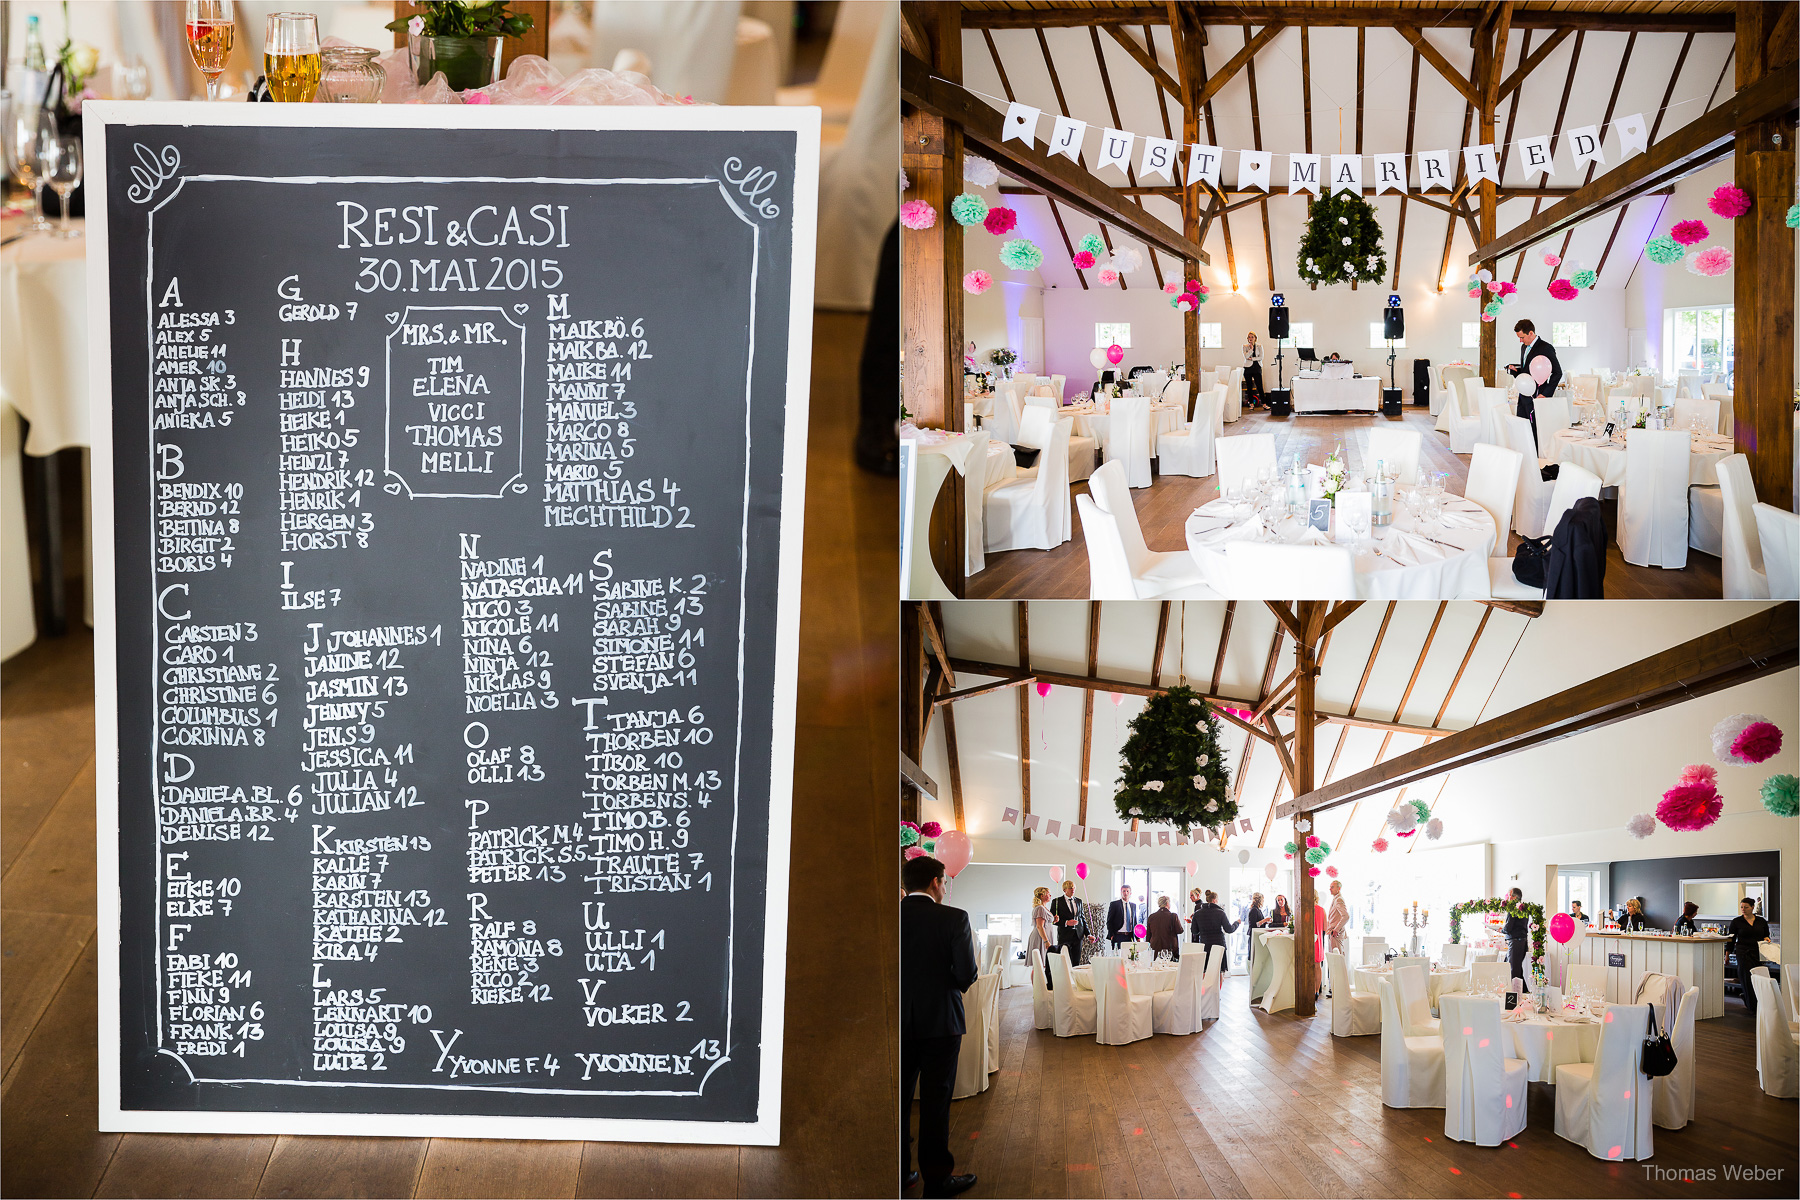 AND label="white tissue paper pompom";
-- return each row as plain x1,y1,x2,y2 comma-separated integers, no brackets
1625,813,1656,839
963,155,1000,188
1385,805,1419,833
1109,247,1143,274
1294,818,1311,832
1424,817,1444,841
1712,712,1771,765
